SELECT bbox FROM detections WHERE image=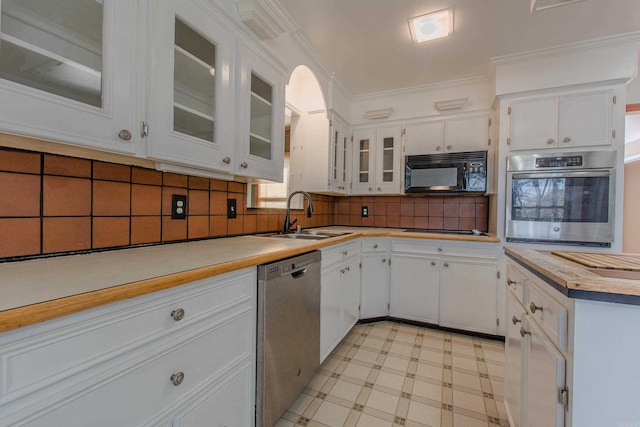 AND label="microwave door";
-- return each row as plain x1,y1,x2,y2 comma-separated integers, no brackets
405,163,463,193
